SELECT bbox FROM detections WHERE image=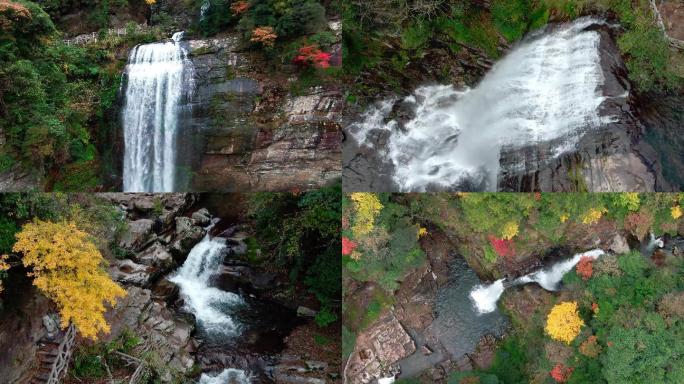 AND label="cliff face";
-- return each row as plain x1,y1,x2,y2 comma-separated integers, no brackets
181,32,343,192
